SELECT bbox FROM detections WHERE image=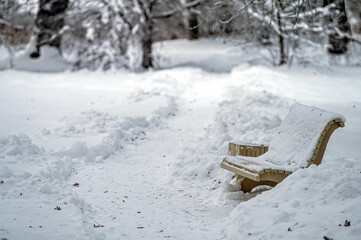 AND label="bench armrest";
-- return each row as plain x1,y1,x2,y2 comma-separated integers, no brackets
228,142,269,157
